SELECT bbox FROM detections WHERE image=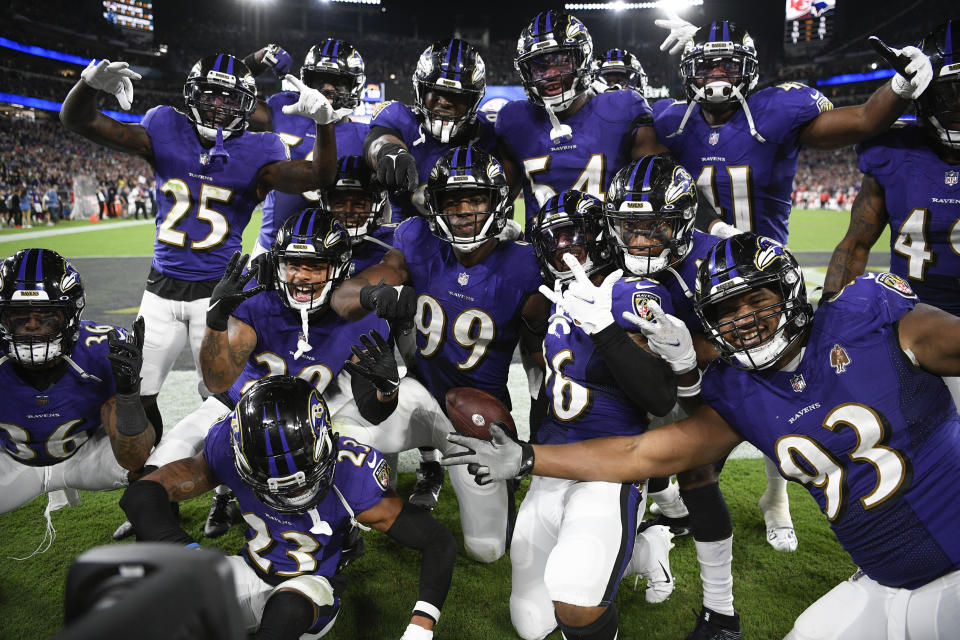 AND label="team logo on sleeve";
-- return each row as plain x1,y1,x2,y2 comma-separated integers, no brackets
373,458,391,491
632,291,661,320
829,344,850,374
816,95,834,113
877,273,915,298
946,171,959,186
